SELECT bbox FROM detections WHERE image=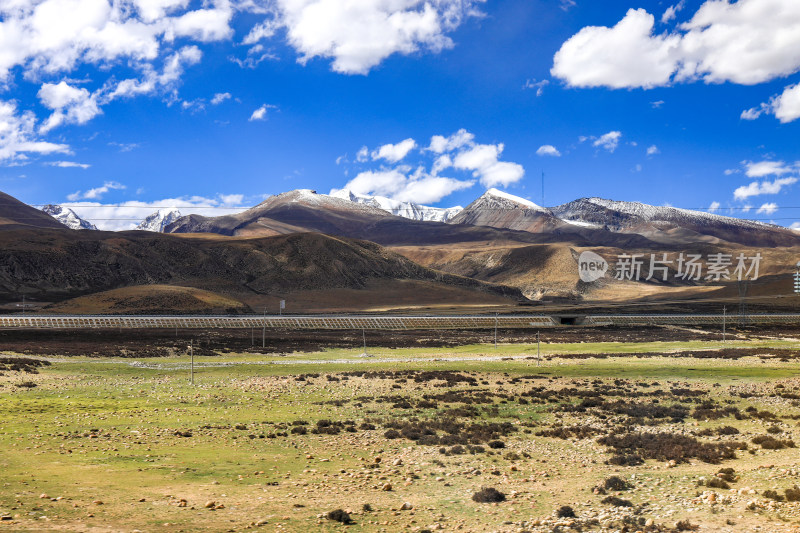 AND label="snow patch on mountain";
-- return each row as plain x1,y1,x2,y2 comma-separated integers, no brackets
136,209,182,232
40,204,97,230
551,197,774,230
329,189,463,222
482,188,549,212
